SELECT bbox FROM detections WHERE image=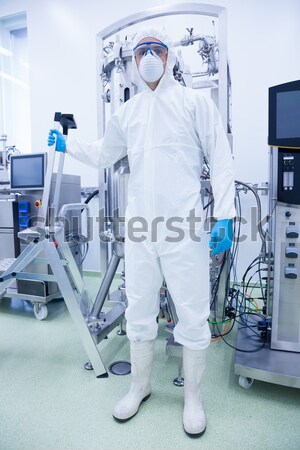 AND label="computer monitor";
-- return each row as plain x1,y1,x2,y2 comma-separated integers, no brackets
10,153,47,190
268,80,300,147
